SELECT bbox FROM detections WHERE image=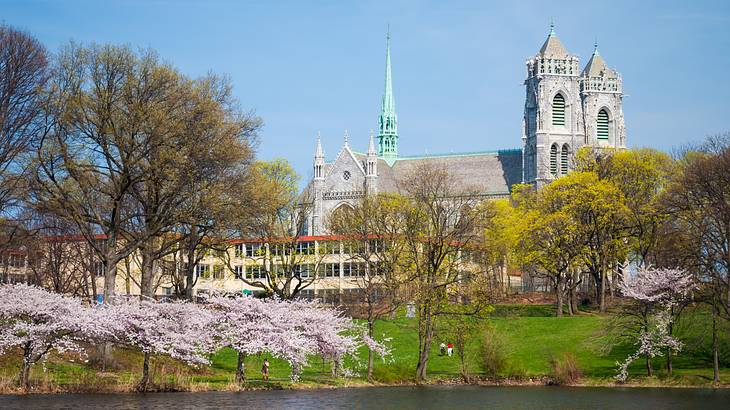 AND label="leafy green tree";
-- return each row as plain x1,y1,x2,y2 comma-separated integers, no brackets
664,134,730,383
514,175,587,316
475,199,523,296
577,147,675,268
